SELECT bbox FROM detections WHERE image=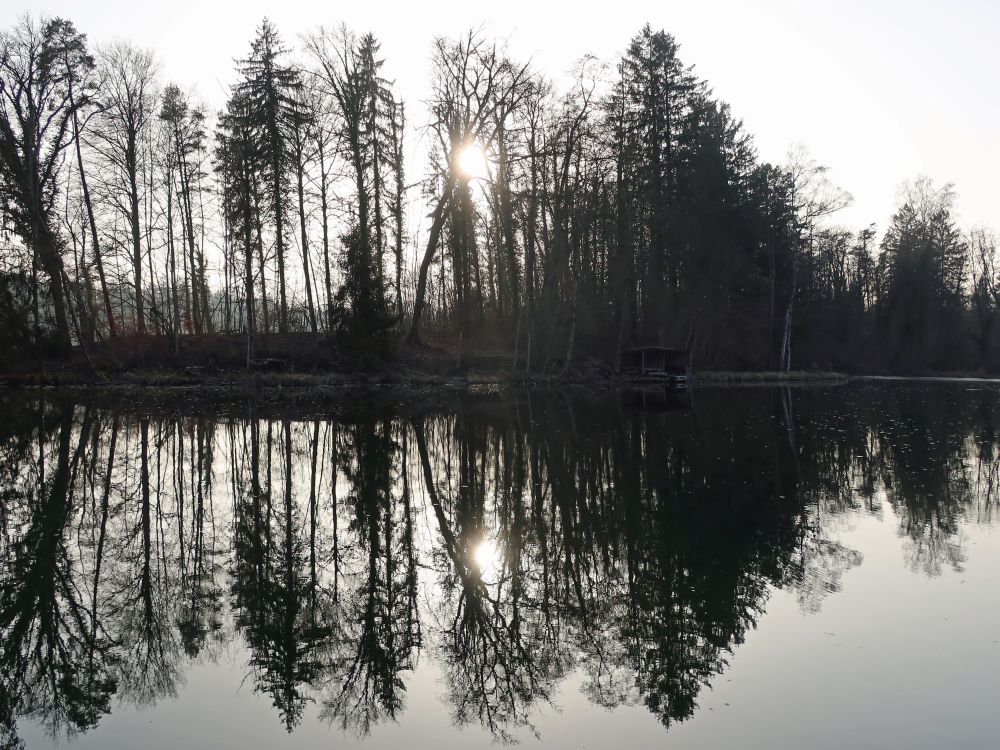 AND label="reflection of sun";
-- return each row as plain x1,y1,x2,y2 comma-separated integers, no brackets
473,537,500,581
455,142,491,181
